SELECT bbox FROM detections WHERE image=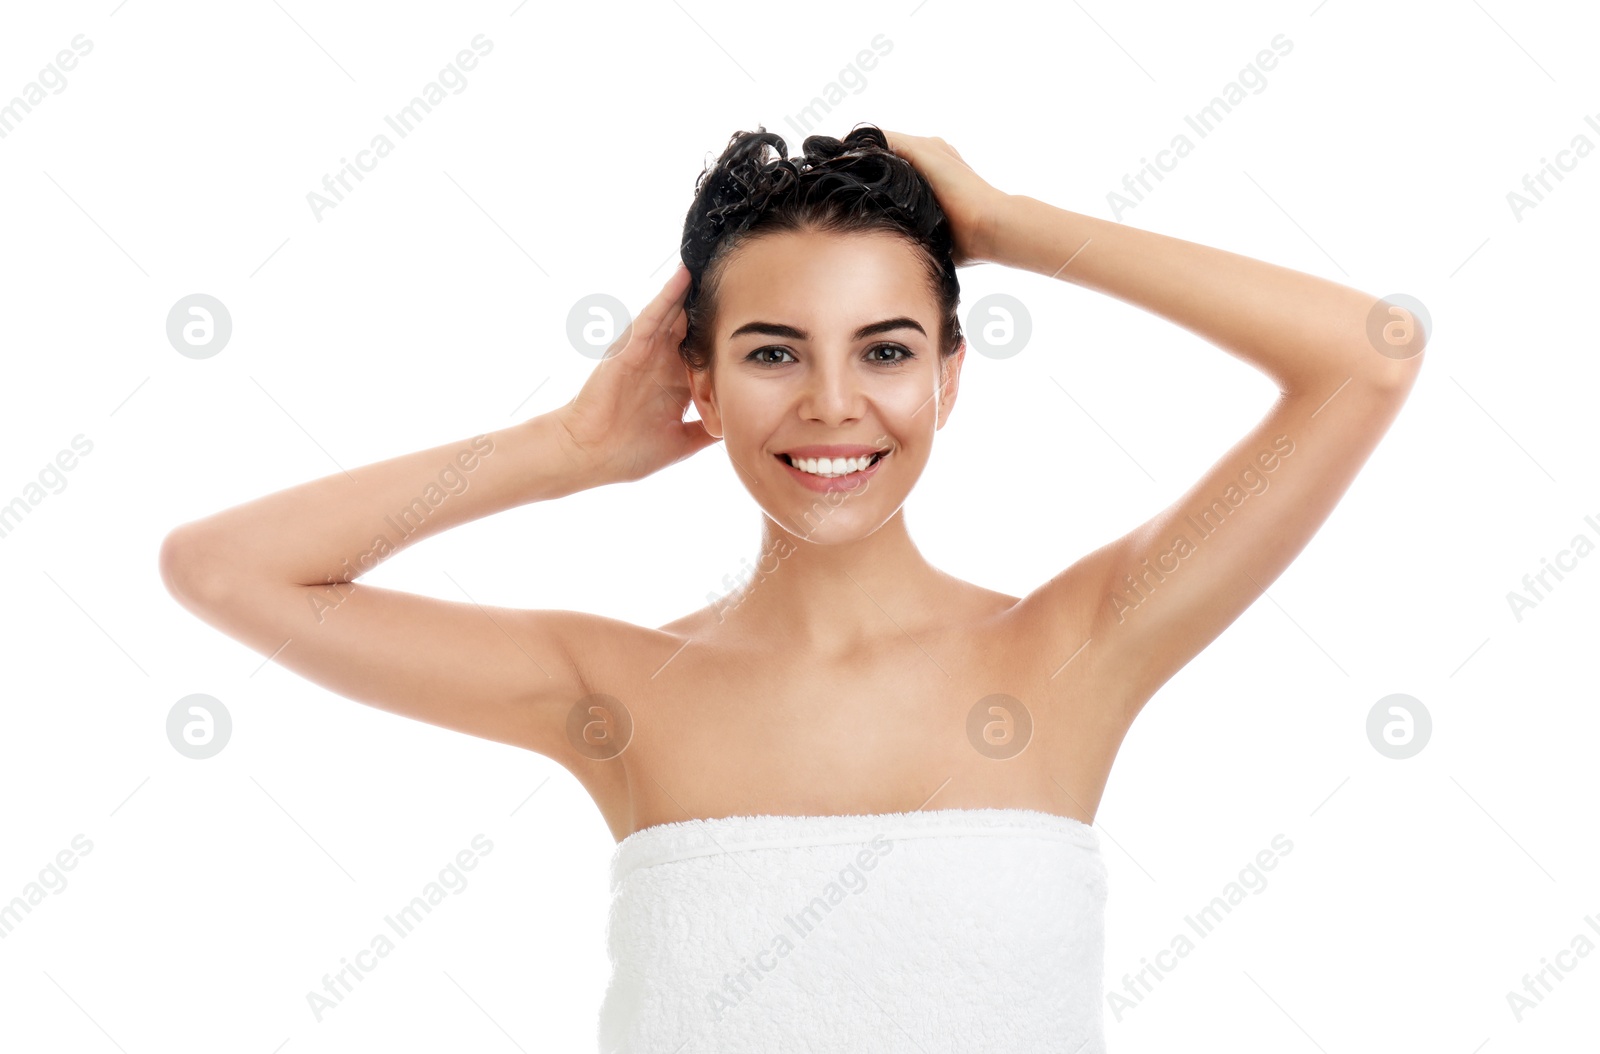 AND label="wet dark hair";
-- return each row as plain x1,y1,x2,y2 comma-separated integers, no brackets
677,123,963,375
